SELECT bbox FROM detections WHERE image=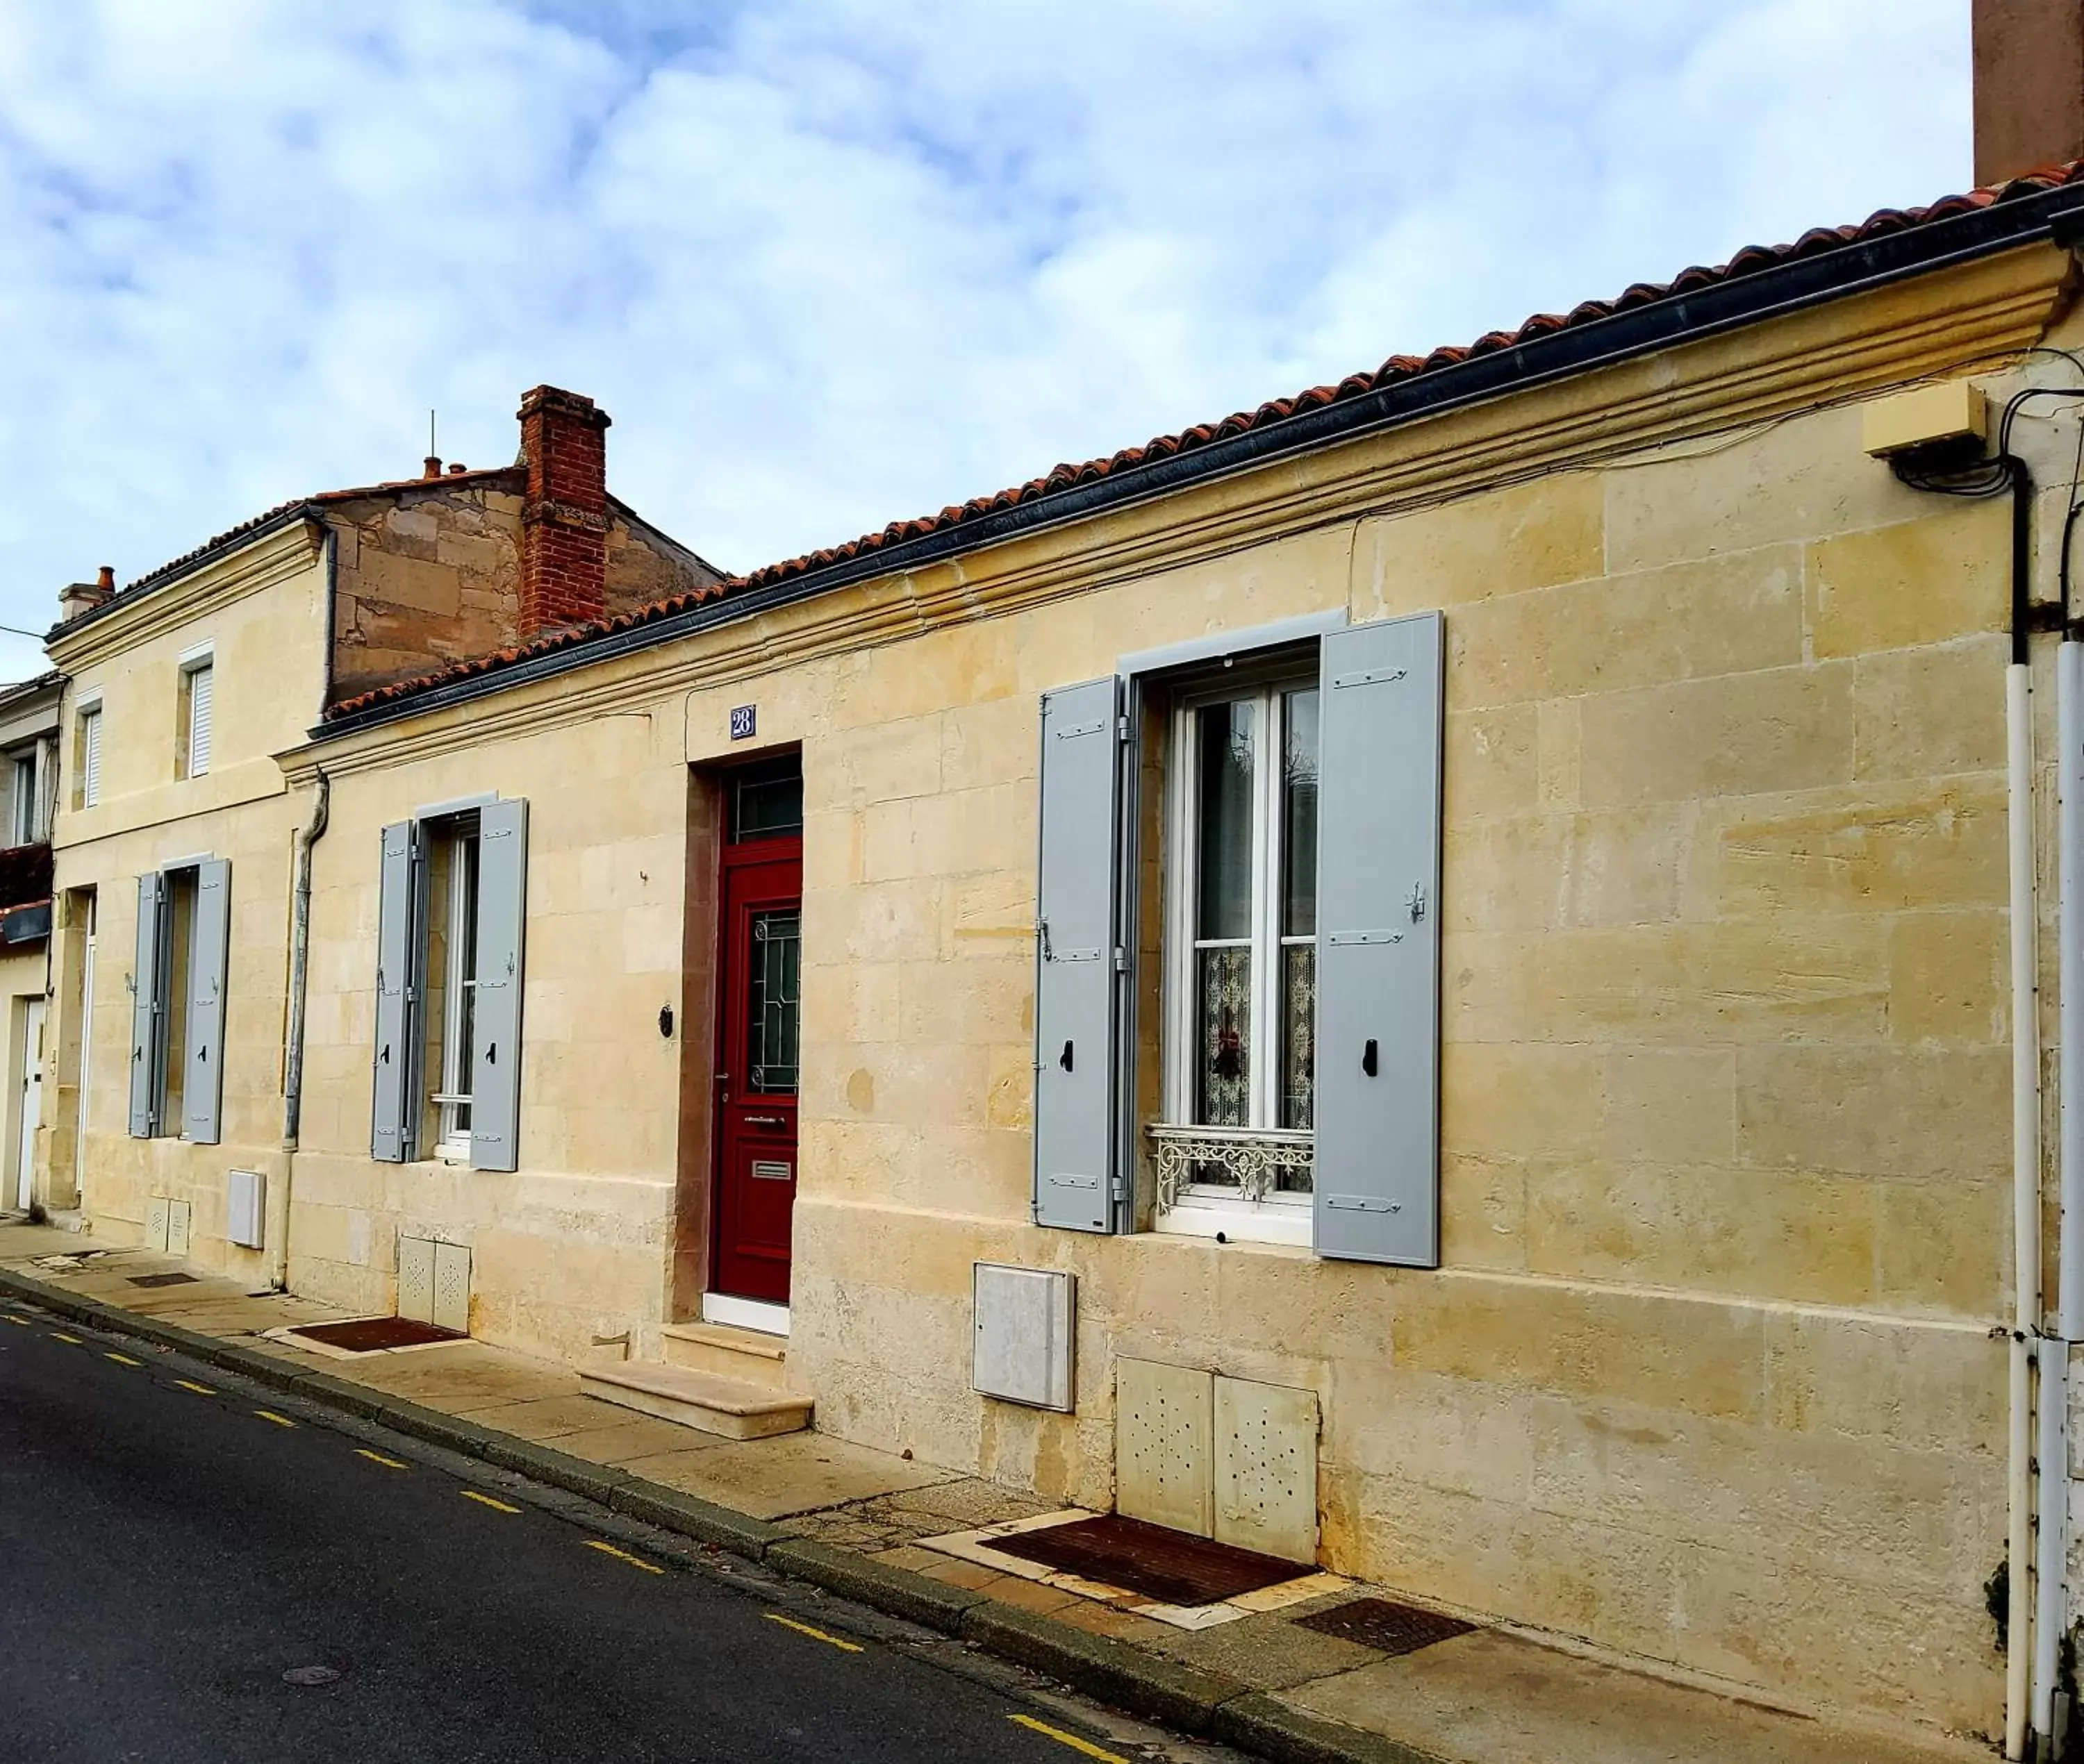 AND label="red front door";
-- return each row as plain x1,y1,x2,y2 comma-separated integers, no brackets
712,831,802,1304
